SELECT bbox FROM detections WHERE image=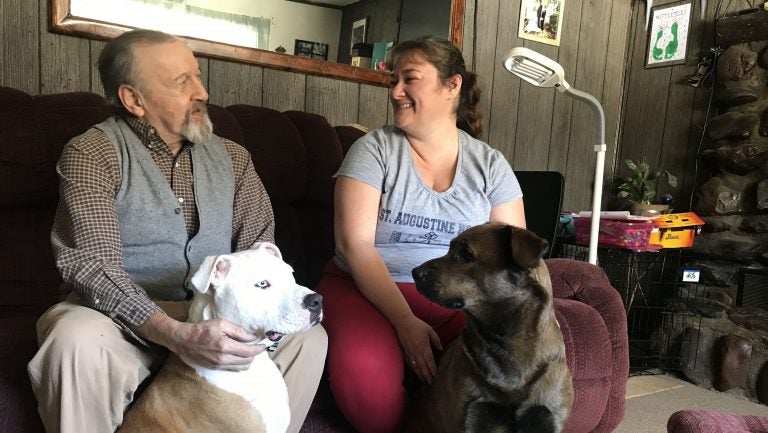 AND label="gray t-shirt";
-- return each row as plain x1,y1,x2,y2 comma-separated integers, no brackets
334,126,522,282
